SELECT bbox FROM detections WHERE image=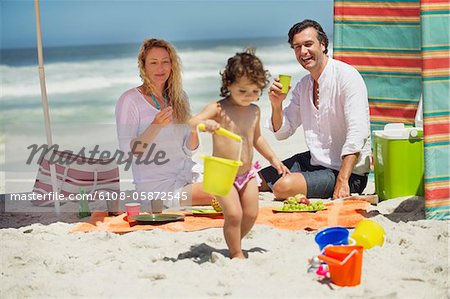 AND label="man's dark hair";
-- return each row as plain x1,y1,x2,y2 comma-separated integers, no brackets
288,19,329,54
